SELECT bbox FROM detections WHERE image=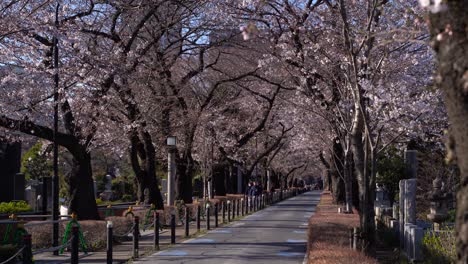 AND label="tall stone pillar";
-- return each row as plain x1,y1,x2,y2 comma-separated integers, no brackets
404,178,417,254
399,180,406,247
404,179,417,224
405,150,418,179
